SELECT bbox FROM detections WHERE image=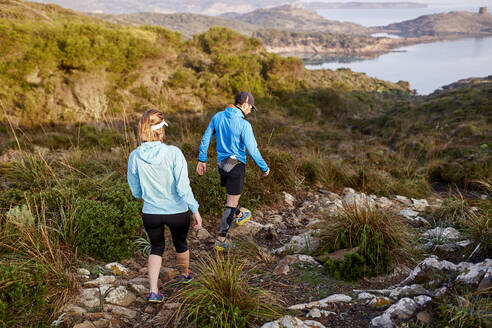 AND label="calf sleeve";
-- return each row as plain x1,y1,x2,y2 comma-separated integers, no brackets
219,206,236,237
